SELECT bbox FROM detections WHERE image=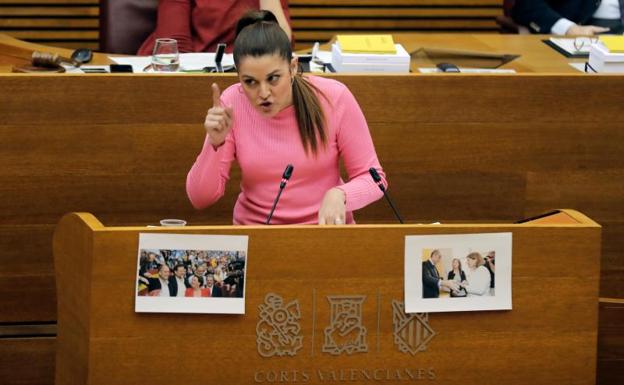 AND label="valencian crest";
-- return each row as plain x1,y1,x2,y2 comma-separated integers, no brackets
322,295,368,355
256,293,303,357
392,300,435,355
